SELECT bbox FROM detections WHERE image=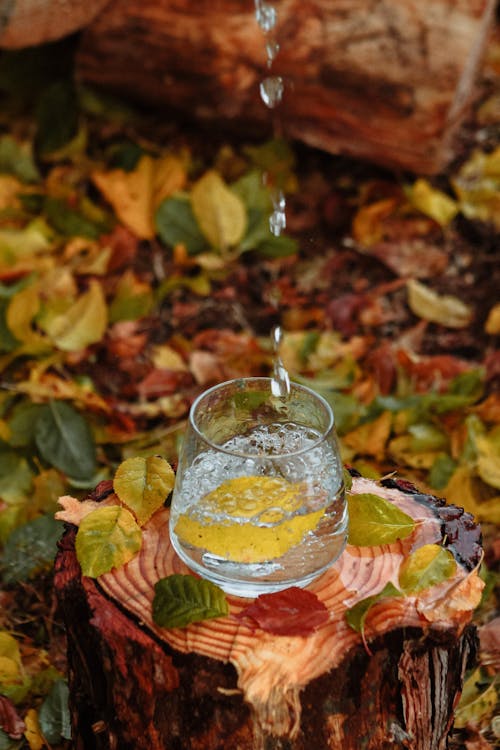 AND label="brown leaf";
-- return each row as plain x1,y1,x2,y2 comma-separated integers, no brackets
0,695,25,739
236,587,329,636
